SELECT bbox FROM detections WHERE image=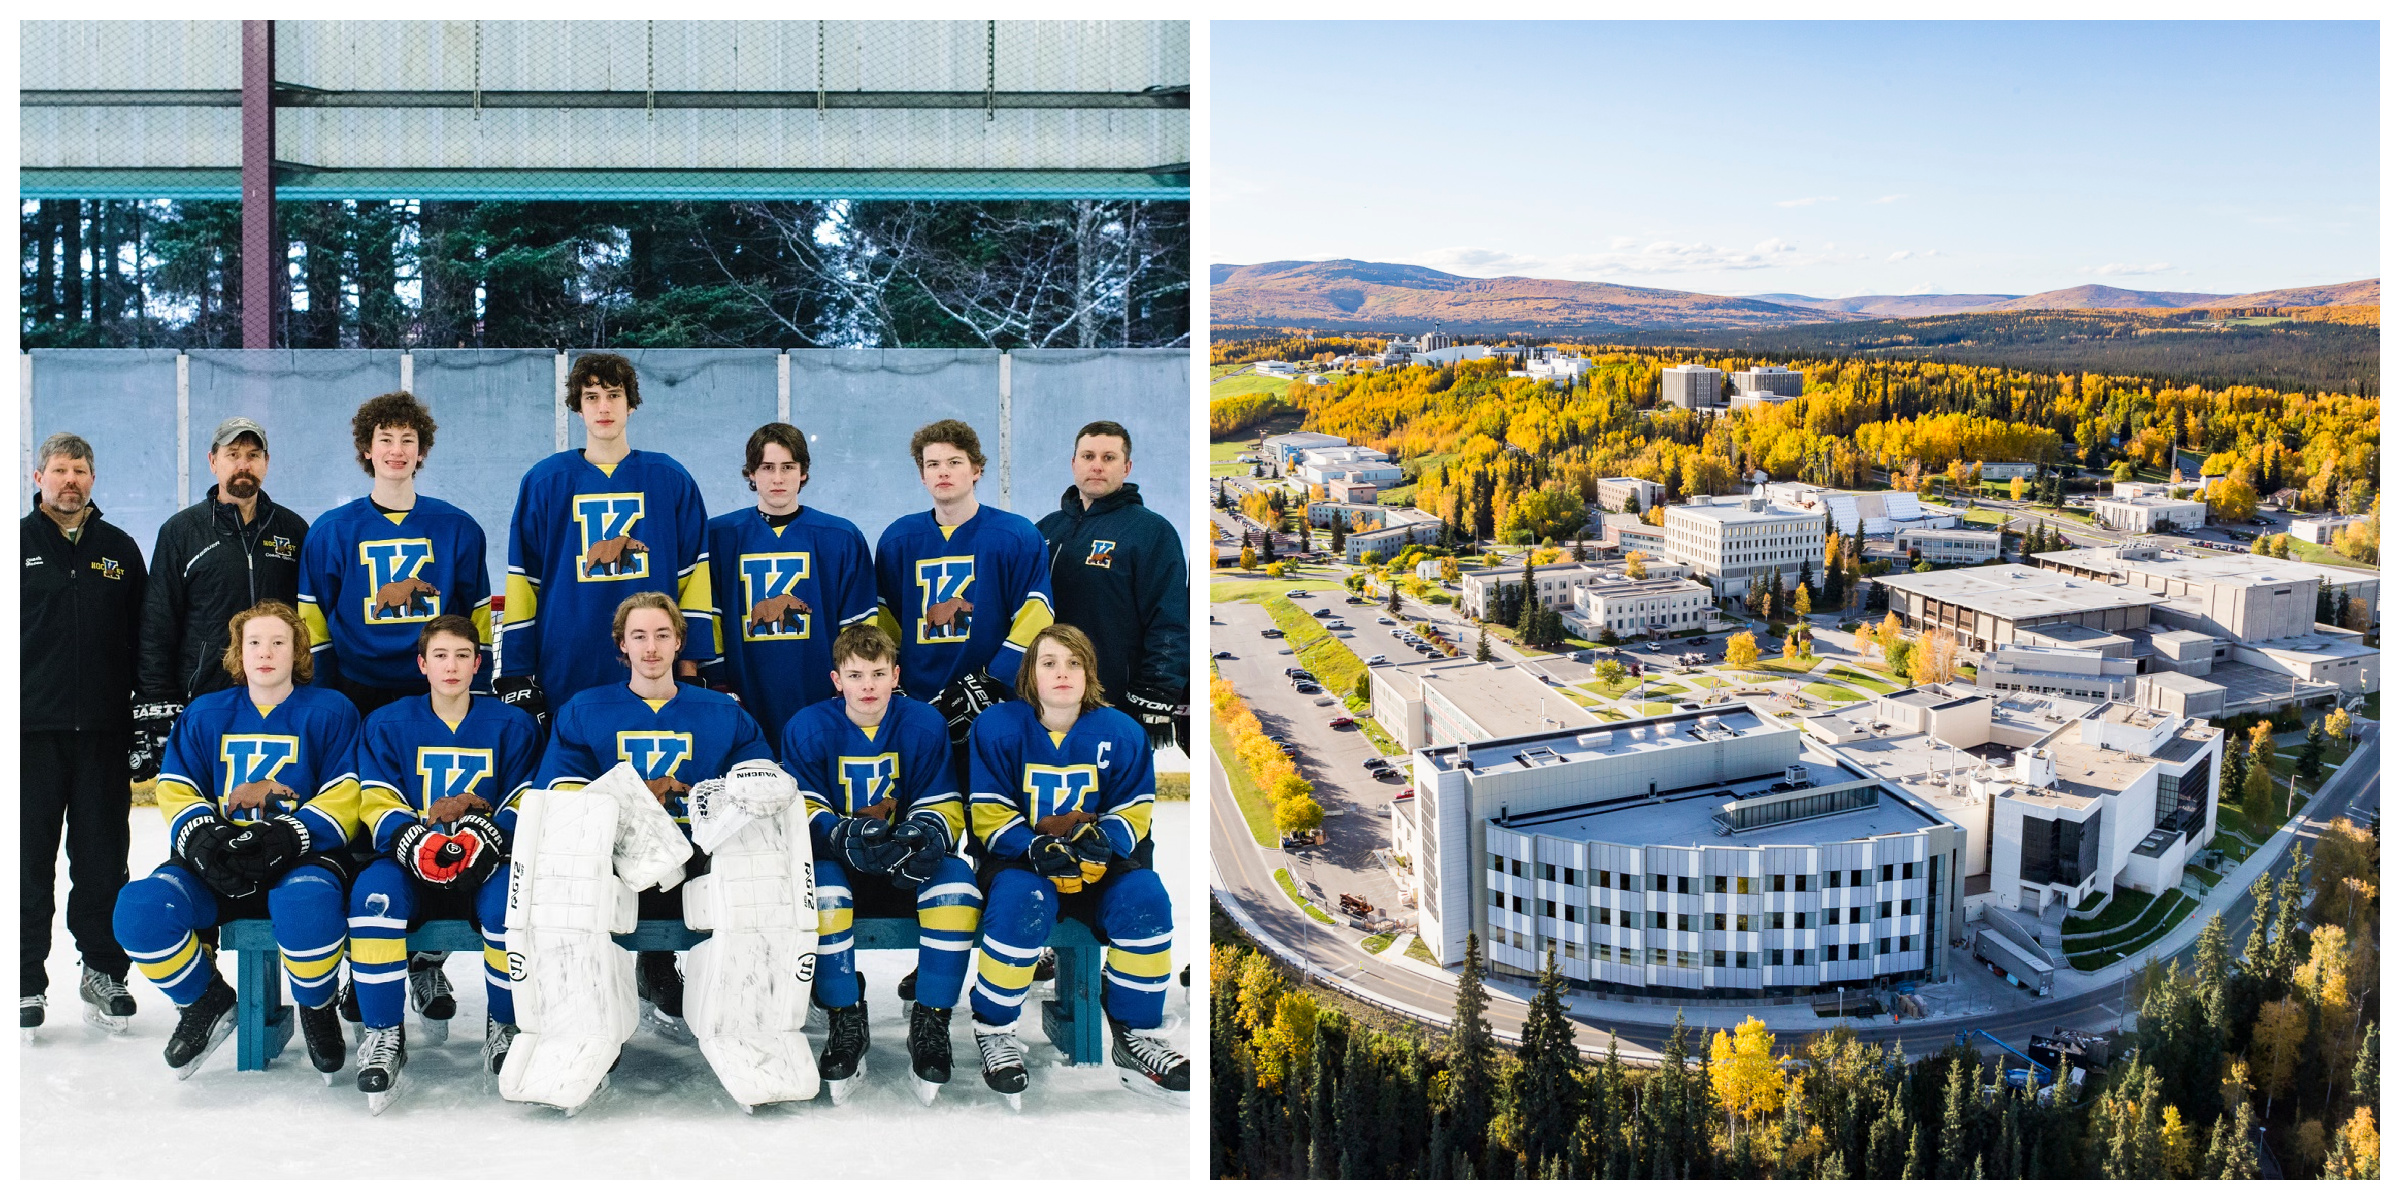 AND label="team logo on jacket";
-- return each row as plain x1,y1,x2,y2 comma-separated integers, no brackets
91,556,125,580
837,753,898,813
220,735,301,814
1084,540,1116,569
913,556,975,644
1021,763,1100,819
738,552,813,641
572,493,650,583
360,538,442,623
263,535,298,560
415,748,495,816
616,731,693,781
